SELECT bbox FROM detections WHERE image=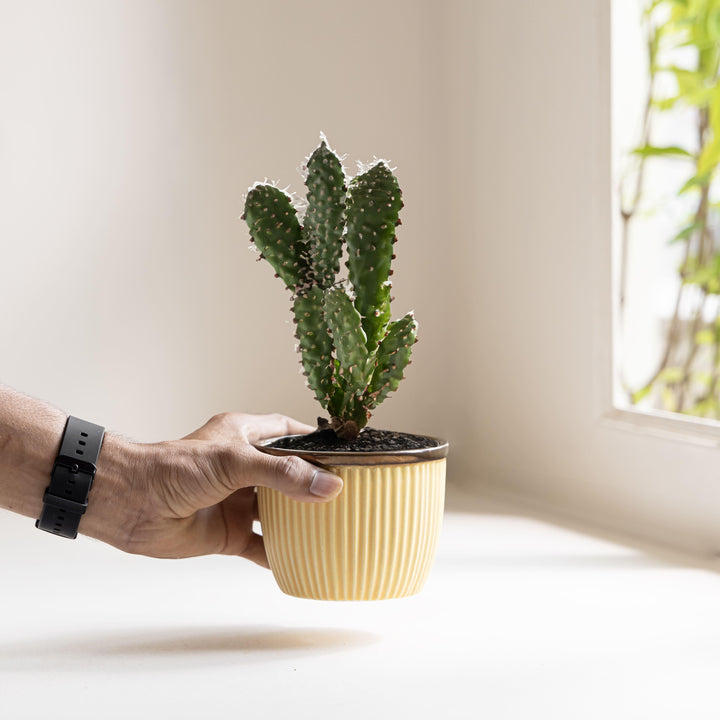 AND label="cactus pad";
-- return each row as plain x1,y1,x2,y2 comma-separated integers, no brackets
324,286,372,398
345,162,403,350
292,286,334,406
243,184,308,291
365,313,417,409
303,142,346,288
